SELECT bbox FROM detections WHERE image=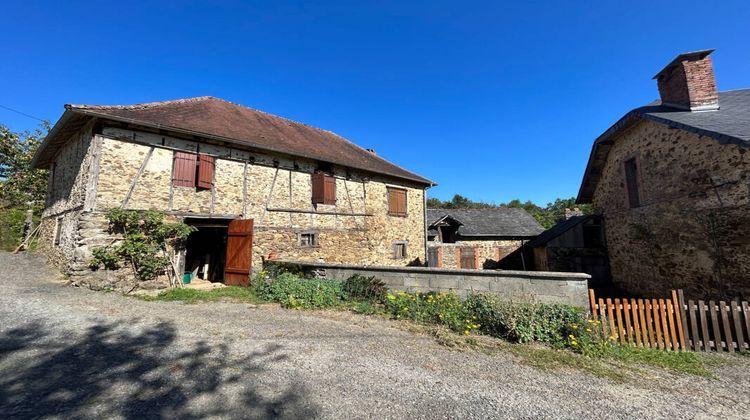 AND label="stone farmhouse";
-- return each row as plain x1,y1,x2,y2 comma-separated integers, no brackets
577,50,750,300
426,208,543,270
31,97,433,289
